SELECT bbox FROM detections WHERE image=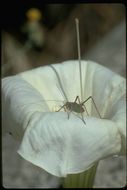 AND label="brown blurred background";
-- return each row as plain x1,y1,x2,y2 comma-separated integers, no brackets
2,3,126,76
2,2,126,188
